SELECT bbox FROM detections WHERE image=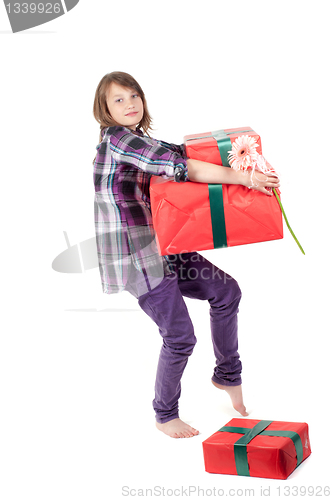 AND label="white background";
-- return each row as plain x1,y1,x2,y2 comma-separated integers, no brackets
0,1,331,498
